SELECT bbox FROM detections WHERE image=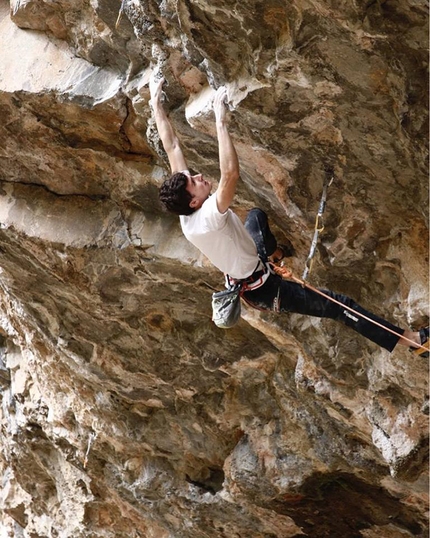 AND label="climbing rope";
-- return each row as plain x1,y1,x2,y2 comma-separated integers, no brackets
302,165,334,281
272,264,428,353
